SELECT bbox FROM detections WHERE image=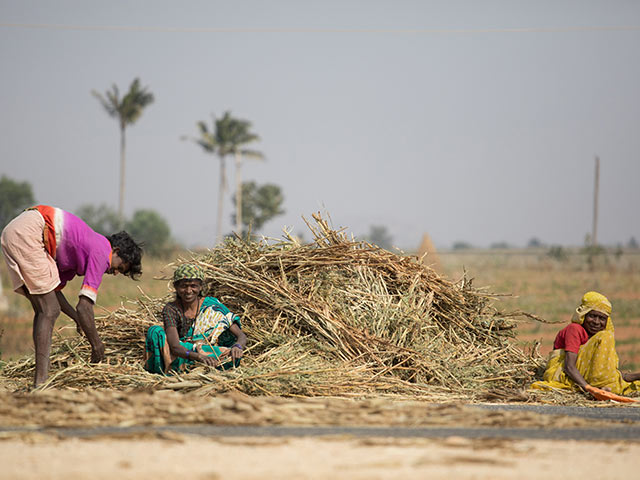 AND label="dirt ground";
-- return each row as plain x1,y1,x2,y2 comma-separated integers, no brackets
1,388,640,479
1,434,639,480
